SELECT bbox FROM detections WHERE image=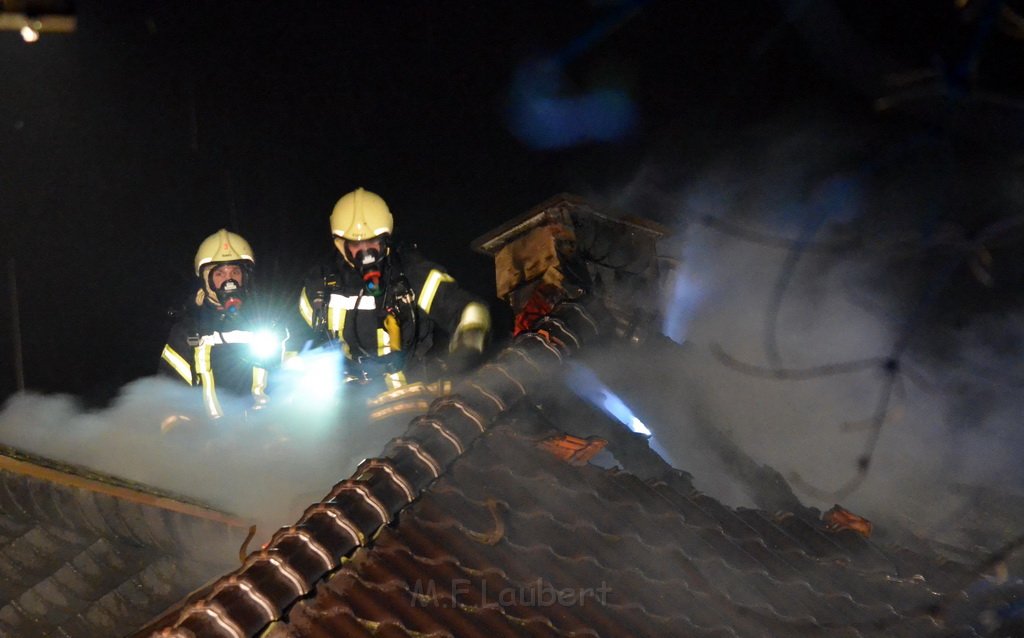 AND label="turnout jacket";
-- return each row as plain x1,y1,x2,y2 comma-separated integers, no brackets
159,301,276,418
298,249,485,390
